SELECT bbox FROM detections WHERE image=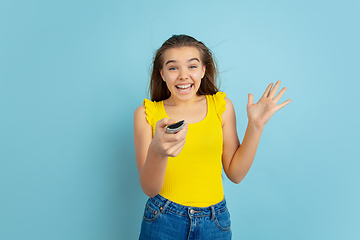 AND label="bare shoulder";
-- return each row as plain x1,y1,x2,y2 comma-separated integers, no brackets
133,104,152,146
222,97,236,126
224,97,234,110
134,104,150,130
134,104,146,119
